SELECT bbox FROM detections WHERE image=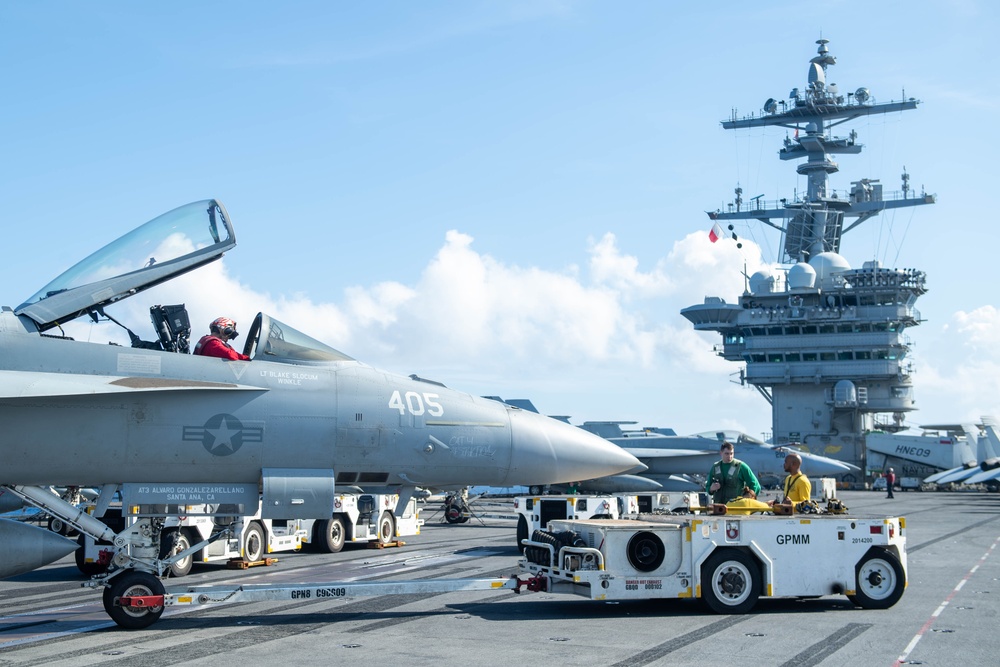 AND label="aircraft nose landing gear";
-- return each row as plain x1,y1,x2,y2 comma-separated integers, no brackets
103,571,166,629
